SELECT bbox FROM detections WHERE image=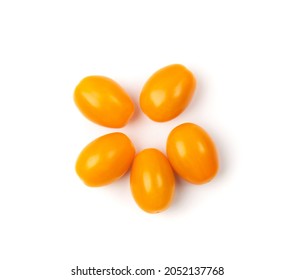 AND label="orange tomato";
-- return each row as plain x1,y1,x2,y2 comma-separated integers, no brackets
130,149,175,213
166,123,218,184
140,64,196,122
74,76,134,128
76,133,135,187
